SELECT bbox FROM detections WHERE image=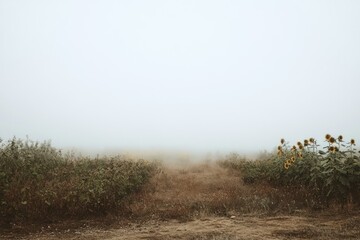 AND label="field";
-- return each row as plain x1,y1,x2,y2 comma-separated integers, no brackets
1,137,359,239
